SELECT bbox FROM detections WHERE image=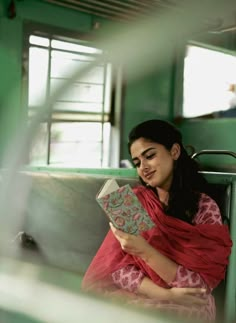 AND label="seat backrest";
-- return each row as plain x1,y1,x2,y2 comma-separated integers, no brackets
207,182,232,322
201,171,236,323
18,171,140,274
